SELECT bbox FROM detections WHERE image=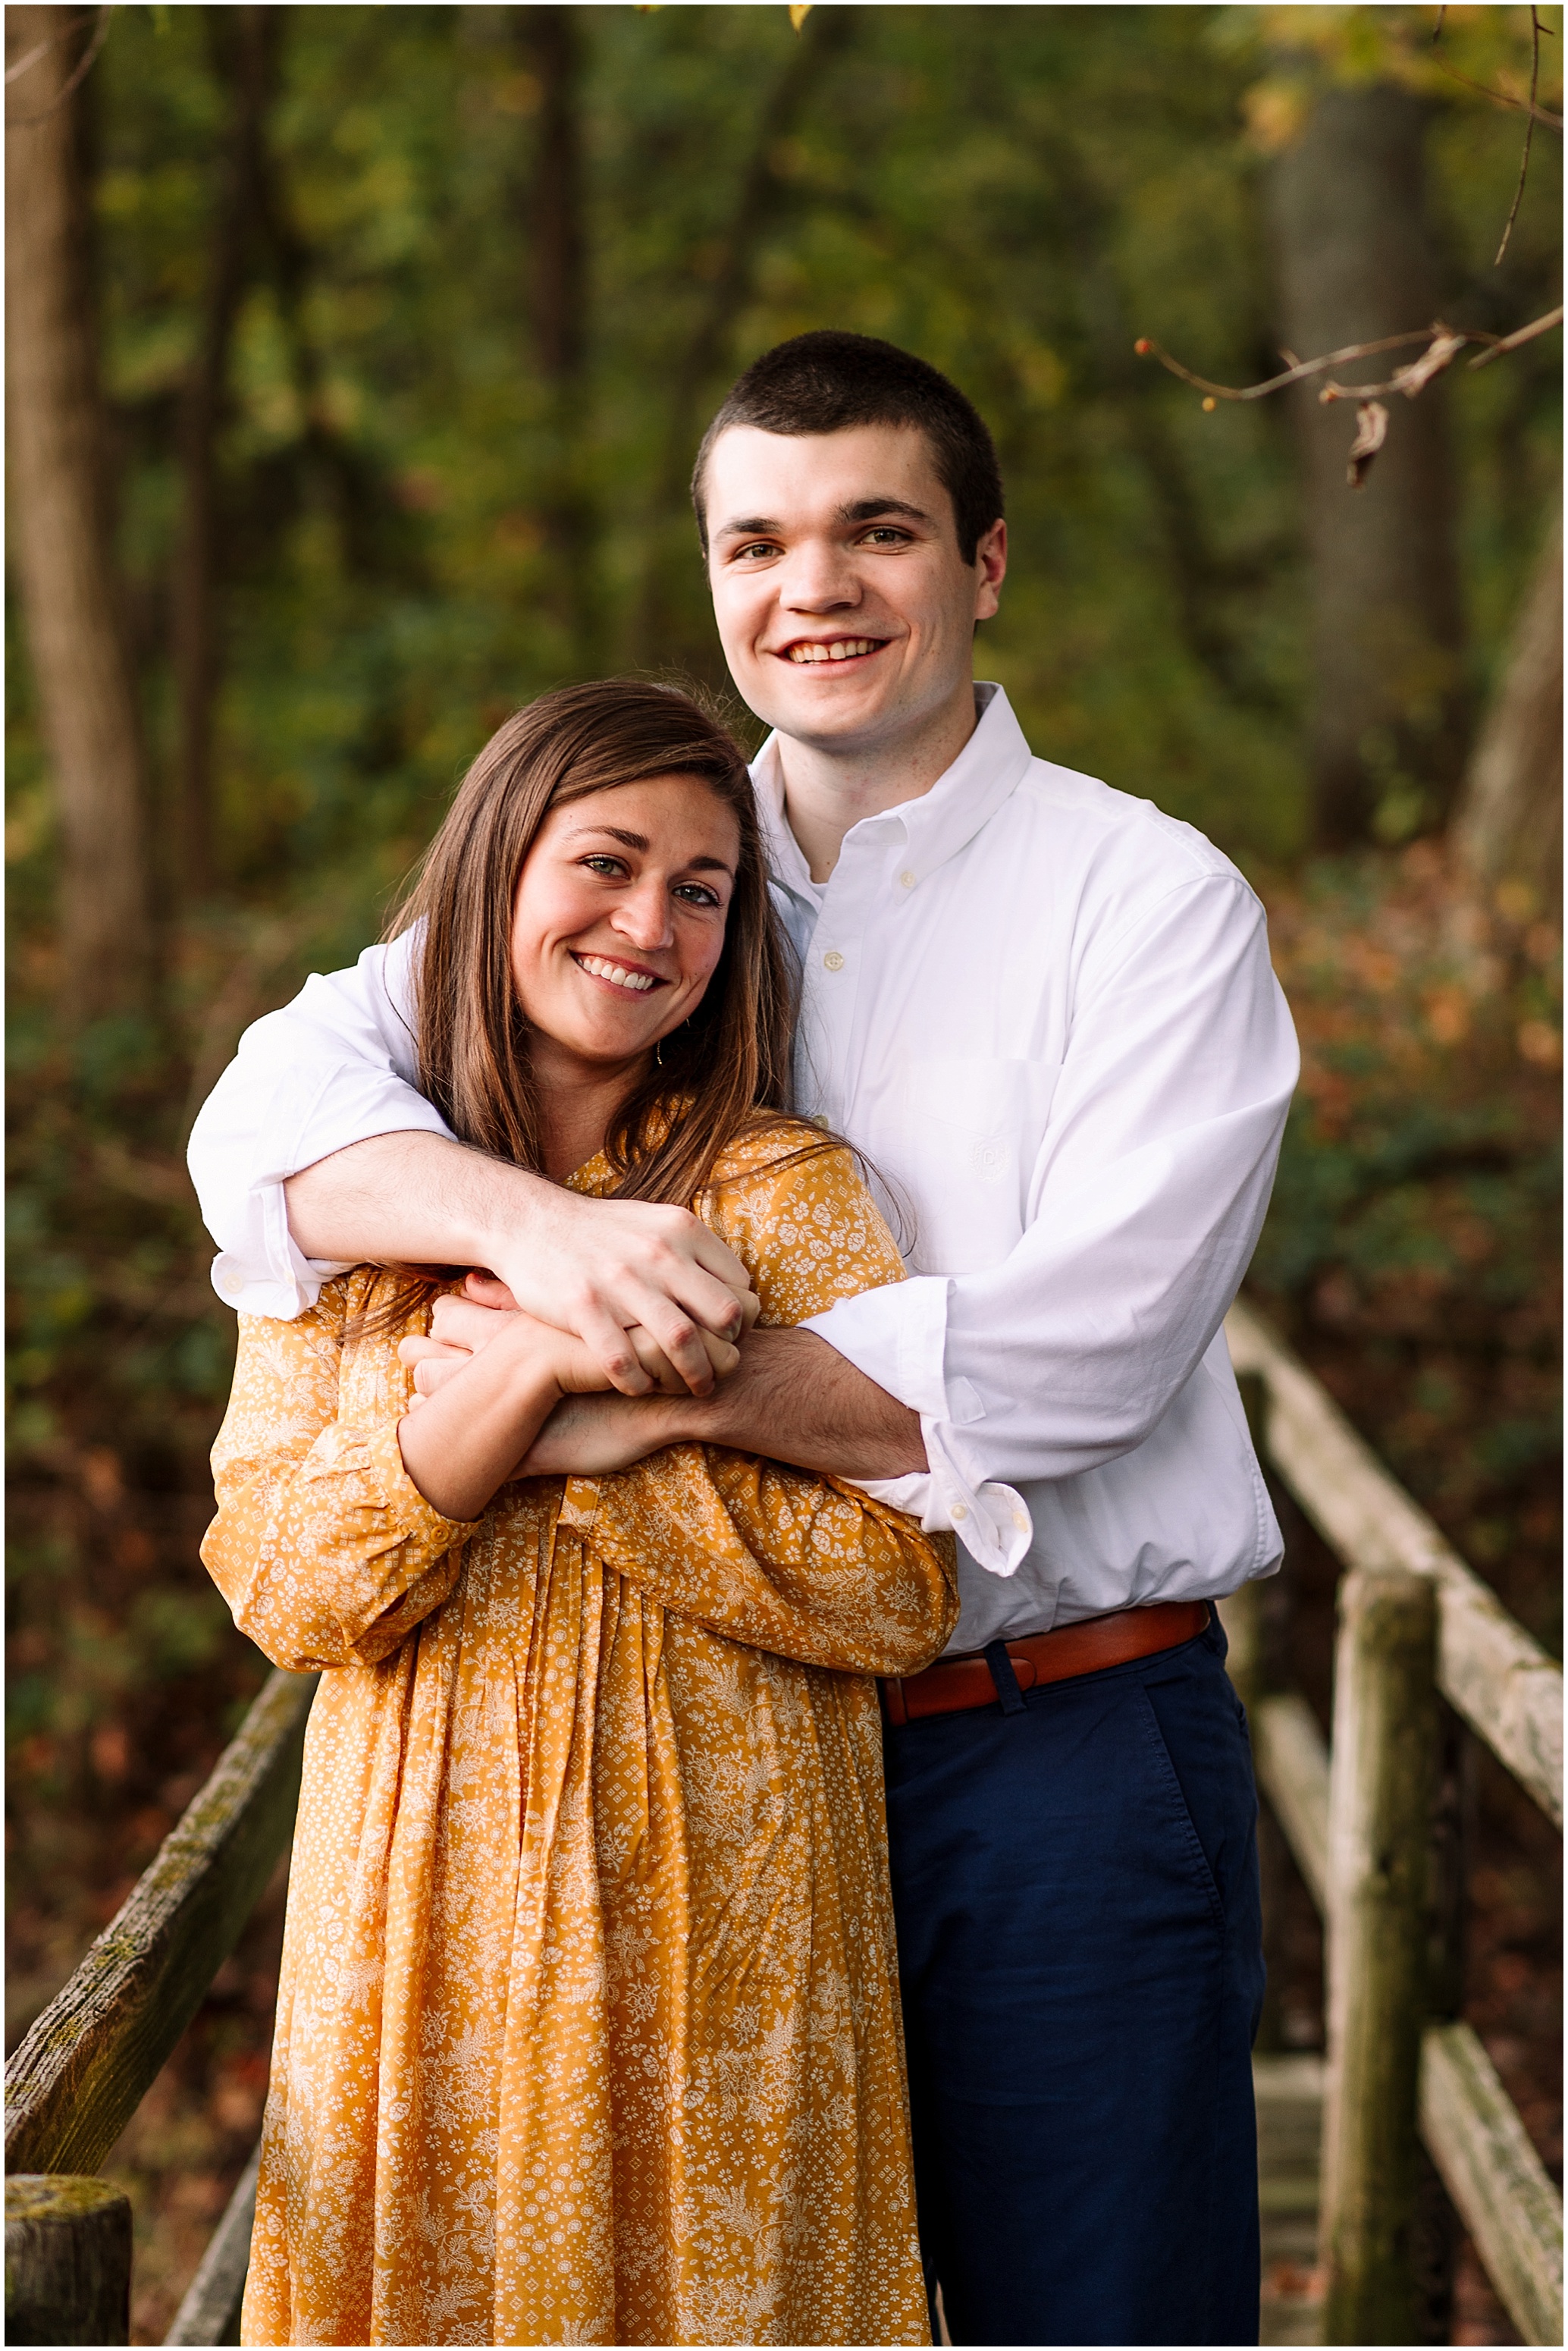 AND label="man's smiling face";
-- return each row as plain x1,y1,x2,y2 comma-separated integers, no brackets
703,422,1005,761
